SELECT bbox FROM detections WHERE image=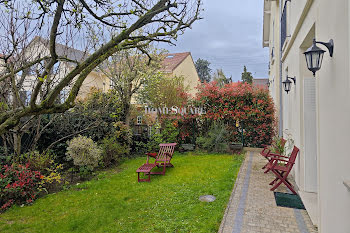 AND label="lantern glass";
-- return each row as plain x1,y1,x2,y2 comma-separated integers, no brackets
282,78,292,94
304,39,326,76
